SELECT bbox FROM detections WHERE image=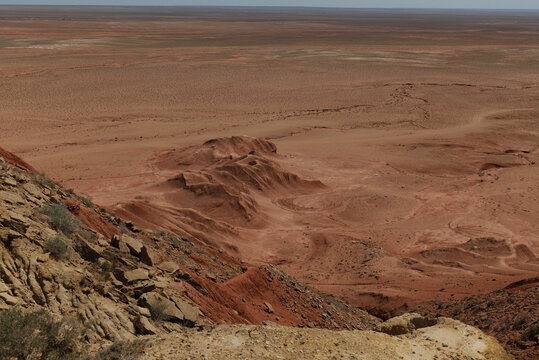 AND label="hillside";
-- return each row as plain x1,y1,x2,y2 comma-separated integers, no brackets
0,147,378,339
0,147,515,359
